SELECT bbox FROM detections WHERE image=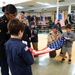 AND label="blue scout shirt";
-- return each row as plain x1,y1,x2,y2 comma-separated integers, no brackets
31,27,38,42
5,38,34,75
